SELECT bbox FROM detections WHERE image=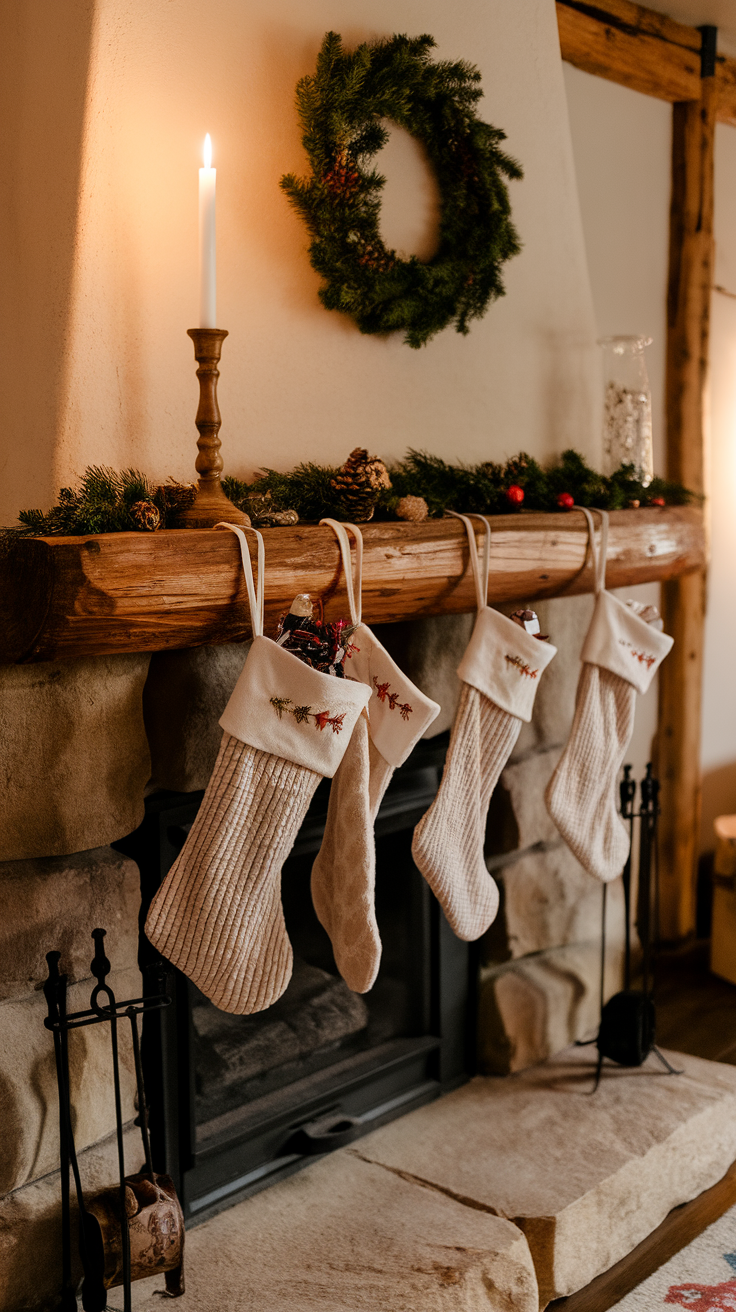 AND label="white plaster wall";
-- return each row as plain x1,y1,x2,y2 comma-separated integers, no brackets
562,64,671,785
0,0,599,526
562,64,736,852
